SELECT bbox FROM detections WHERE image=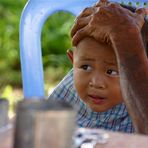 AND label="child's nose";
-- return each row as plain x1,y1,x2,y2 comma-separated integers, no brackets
90,73,106,89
